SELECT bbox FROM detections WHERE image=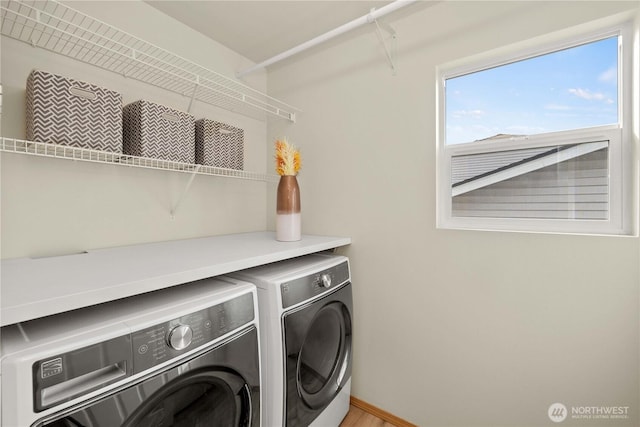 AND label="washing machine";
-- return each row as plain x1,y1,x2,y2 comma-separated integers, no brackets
0,276,261,427
227,253,352,427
